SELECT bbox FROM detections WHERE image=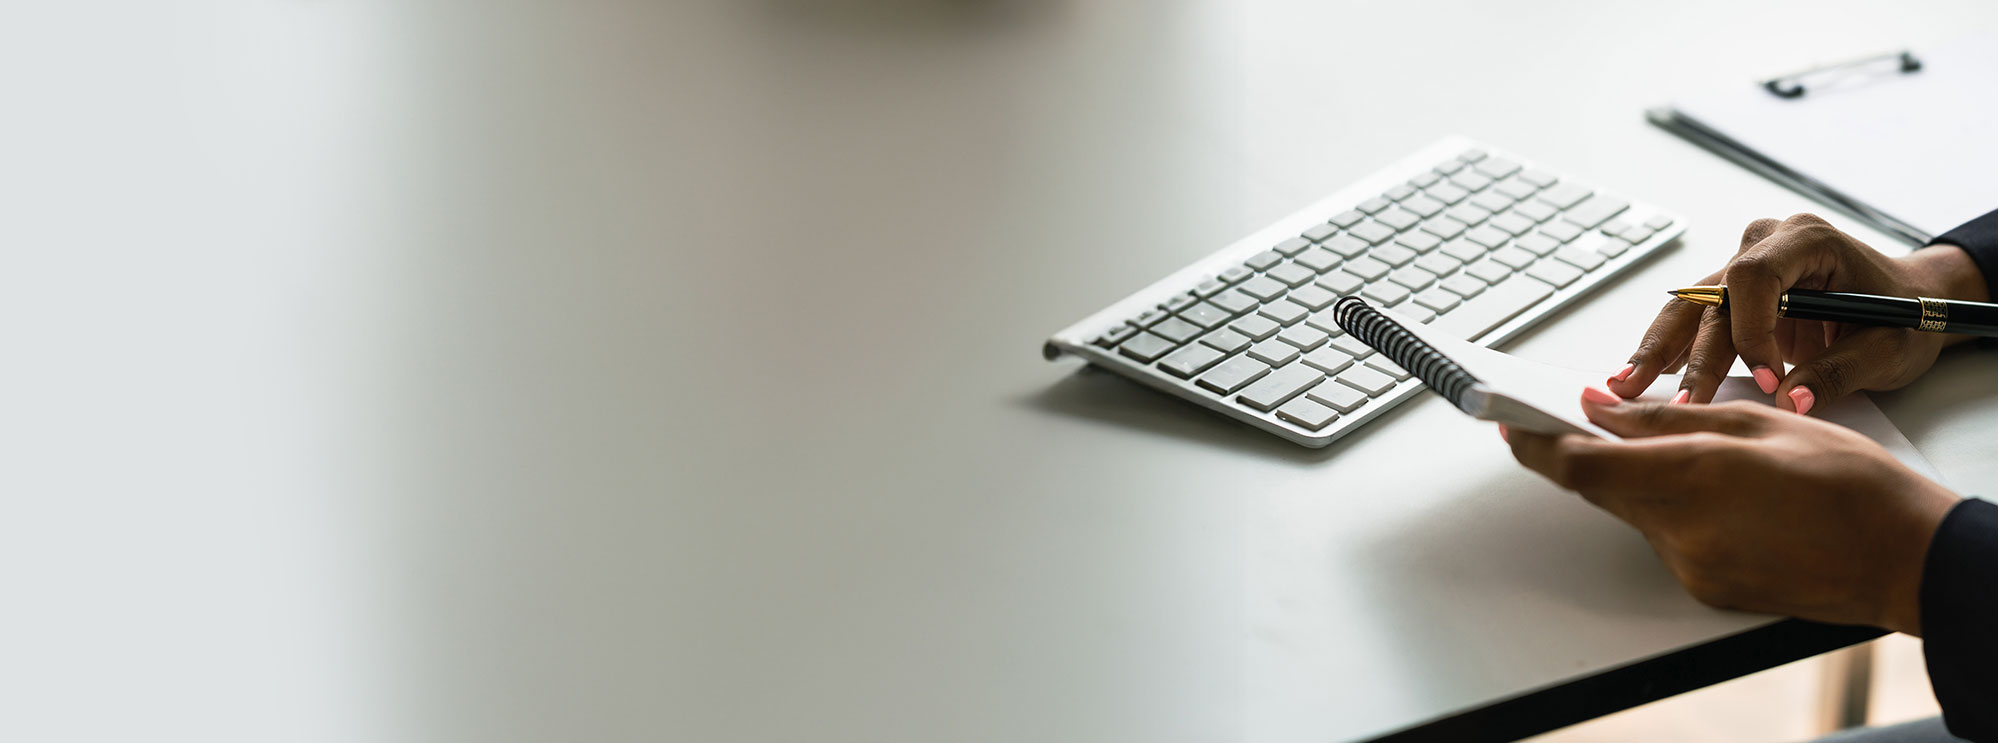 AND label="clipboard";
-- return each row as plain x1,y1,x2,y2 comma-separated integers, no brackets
1648,35,1998,248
